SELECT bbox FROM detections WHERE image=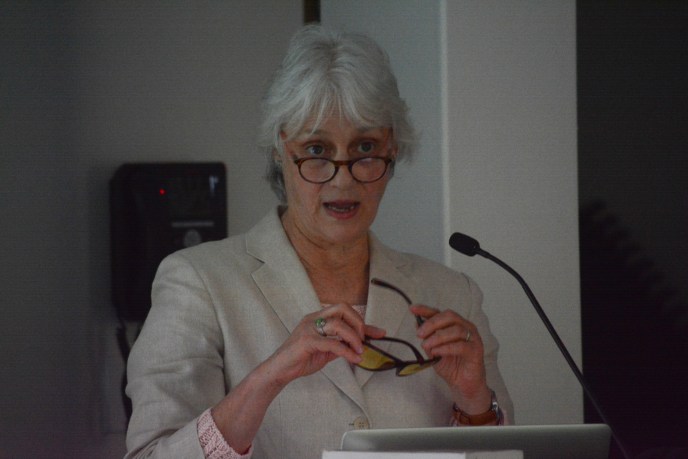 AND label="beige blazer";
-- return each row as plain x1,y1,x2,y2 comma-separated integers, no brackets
125,208,512,459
